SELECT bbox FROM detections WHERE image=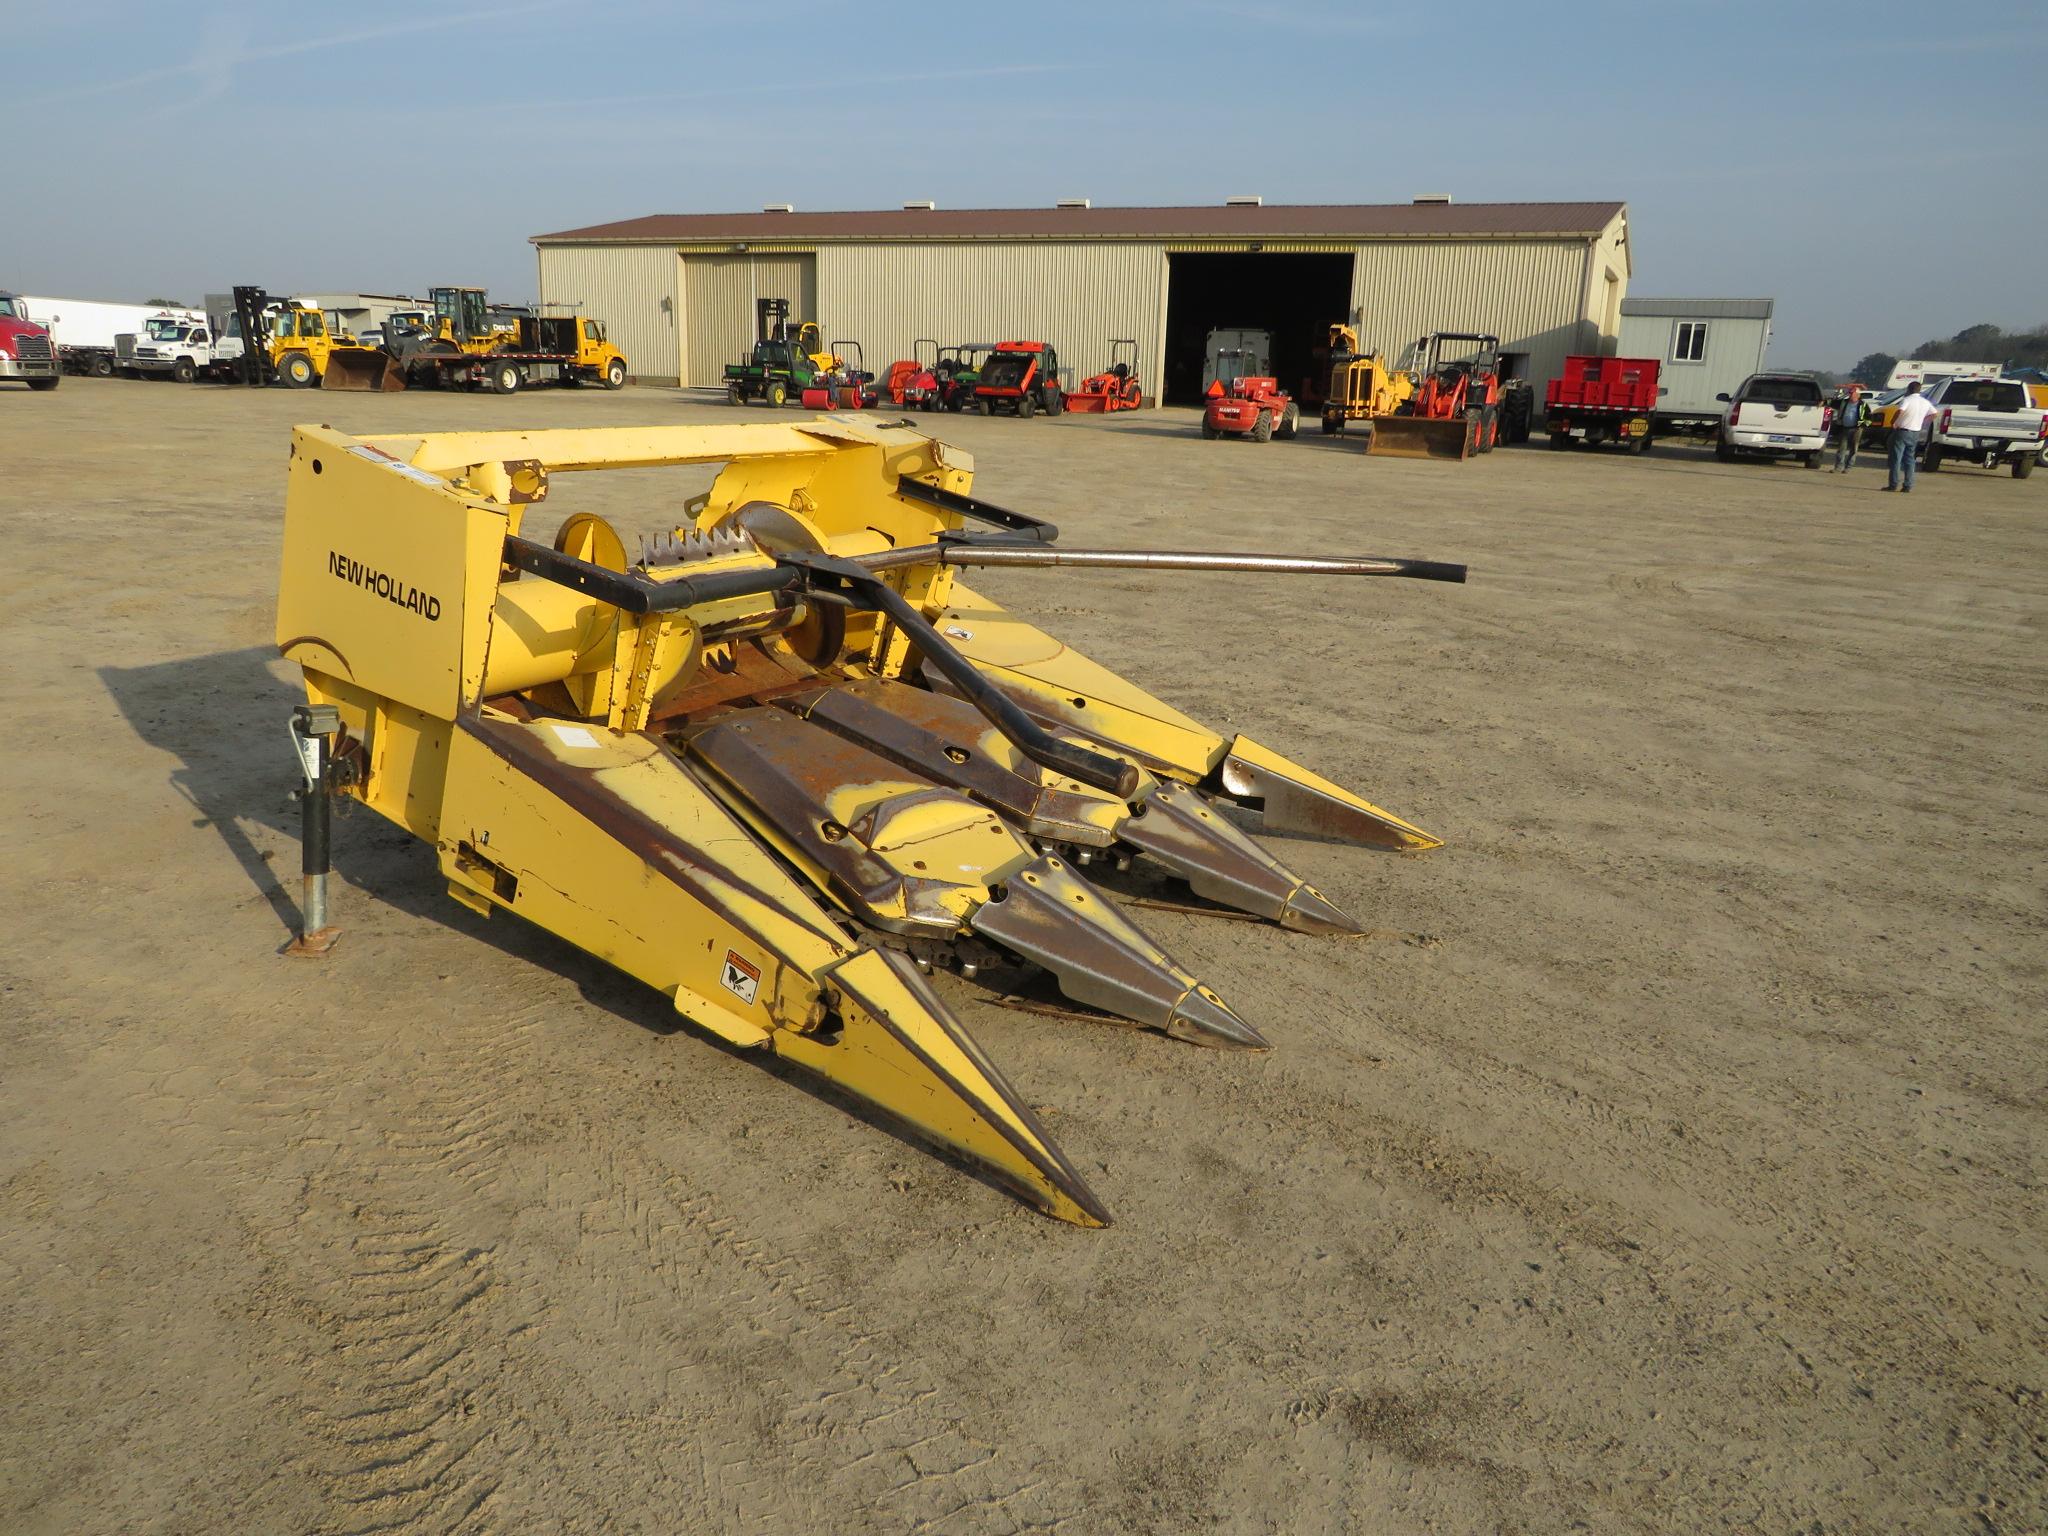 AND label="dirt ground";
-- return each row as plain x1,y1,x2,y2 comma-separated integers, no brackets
1,377,2042,1534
